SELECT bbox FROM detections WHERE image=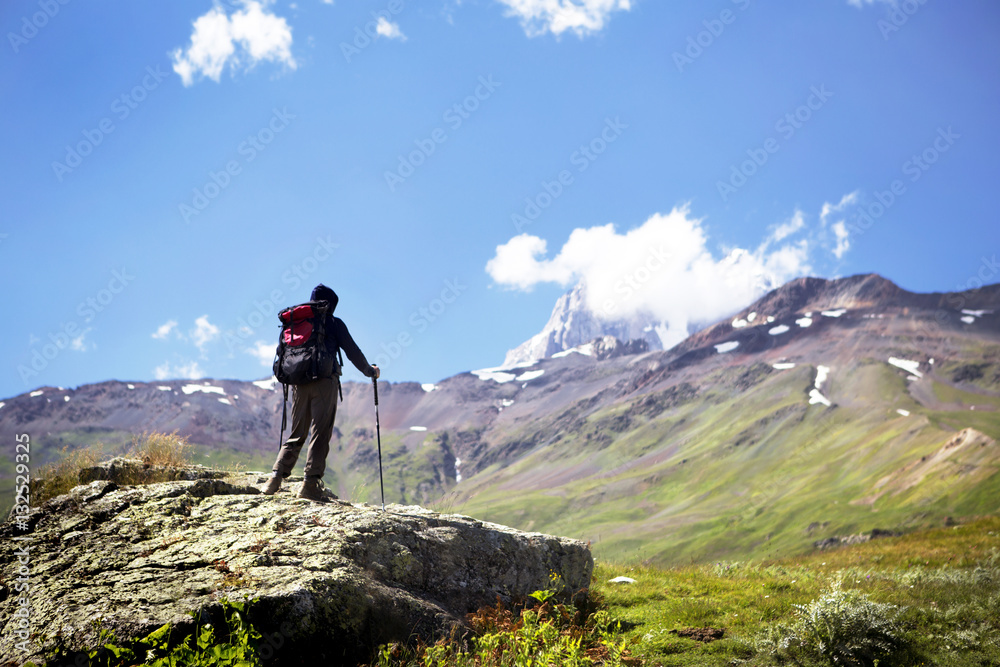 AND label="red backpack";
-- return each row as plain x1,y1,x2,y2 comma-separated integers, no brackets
272,301,341,385
272,301,343,448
